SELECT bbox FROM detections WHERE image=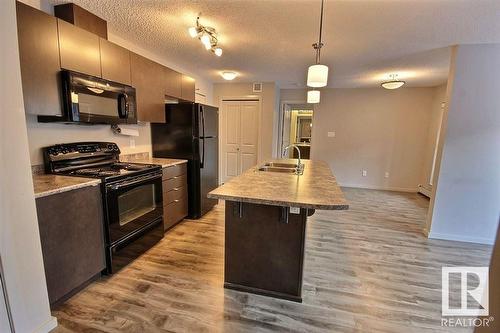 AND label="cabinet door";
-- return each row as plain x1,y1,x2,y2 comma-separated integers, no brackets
16,2,62,116
130,52,166,122
181,74,195,102
58,18,101,77
35,186,105,305
164,67,182,99
100,38,131,85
